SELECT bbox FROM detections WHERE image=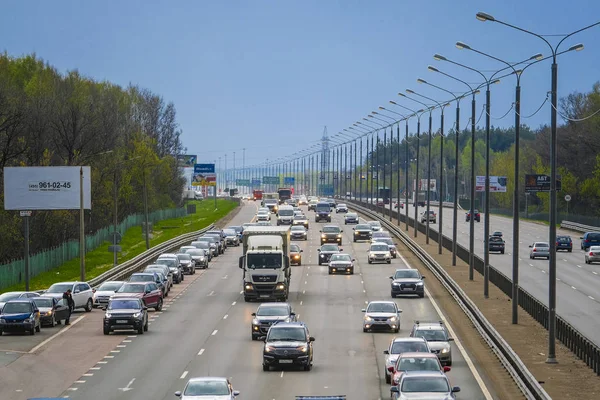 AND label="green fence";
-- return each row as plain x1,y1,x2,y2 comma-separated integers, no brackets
0,207,186,290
